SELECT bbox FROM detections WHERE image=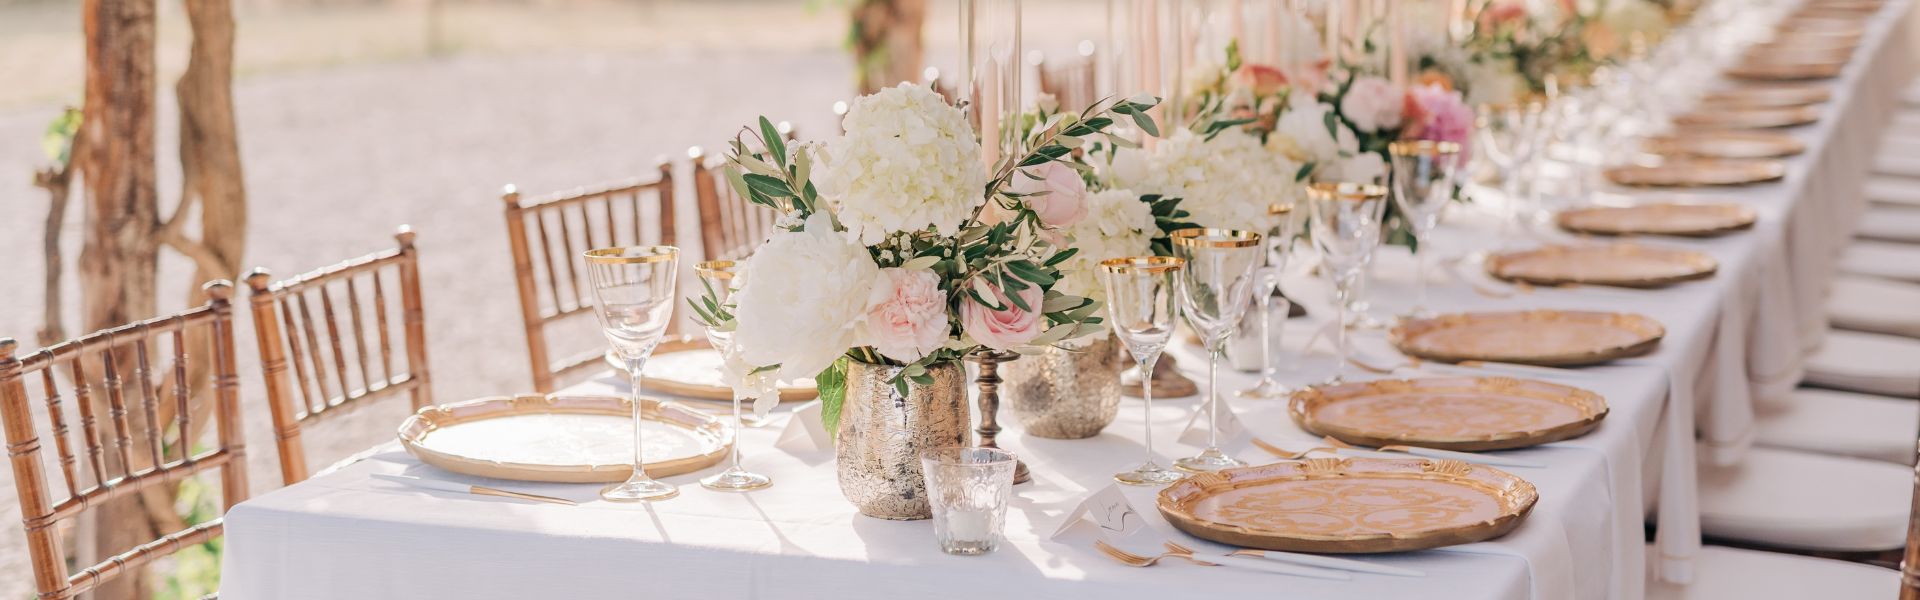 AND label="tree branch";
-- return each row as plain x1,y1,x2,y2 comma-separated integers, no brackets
156,228,227,280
